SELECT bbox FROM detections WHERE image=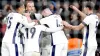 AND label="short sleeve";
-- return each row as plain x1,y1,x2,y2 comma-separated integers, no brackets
82,16,91,26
